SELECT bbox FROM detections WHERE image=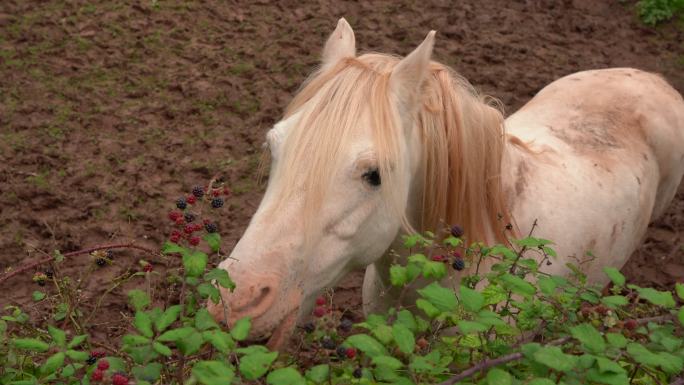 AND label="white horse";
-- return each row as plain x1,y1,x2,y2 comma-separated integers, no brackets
207,19,684,348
